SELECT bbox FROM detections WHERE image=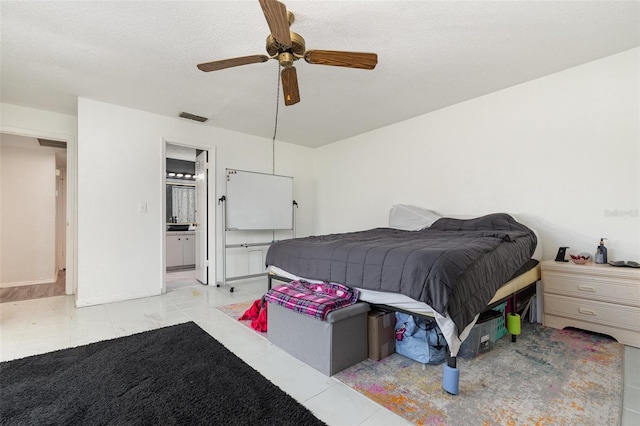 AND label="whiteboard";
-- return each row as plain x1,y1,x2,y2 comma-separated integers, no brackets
225,169,294,230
